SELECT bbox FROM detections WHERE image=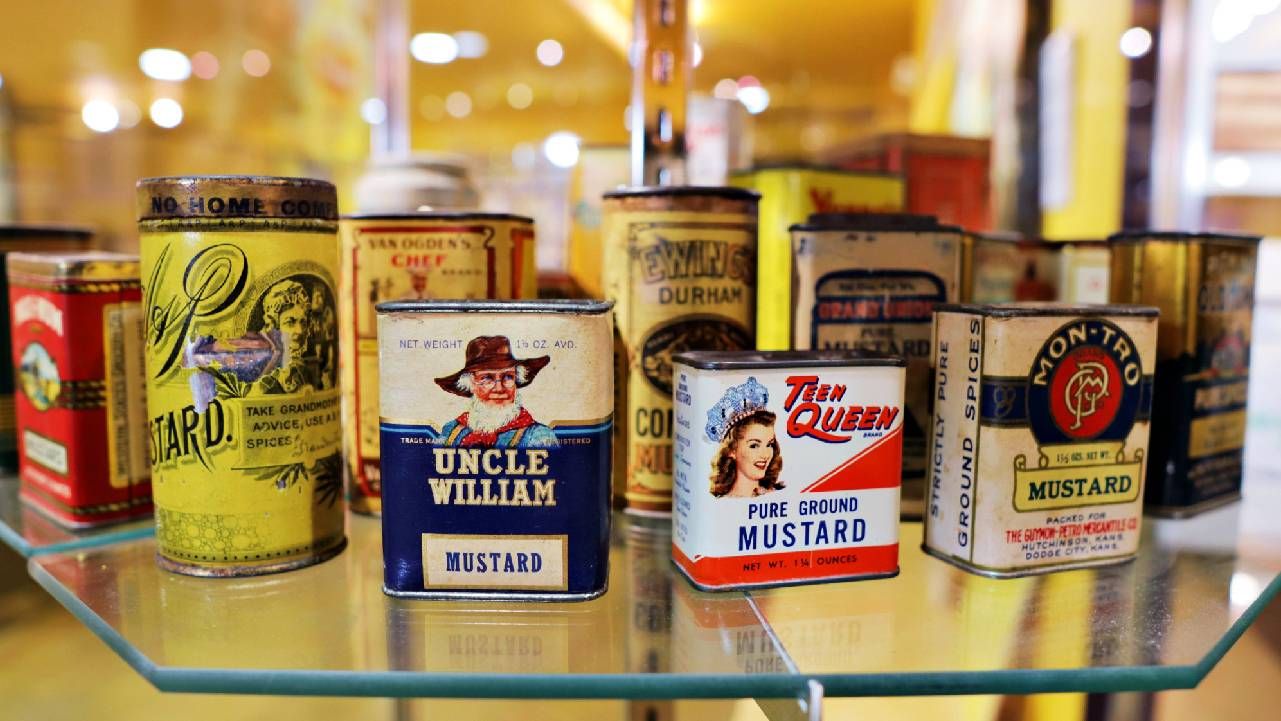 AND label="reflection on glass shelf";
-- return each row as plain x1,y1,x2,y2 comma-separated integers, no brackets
26,495,1281,699
0,477,153,557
